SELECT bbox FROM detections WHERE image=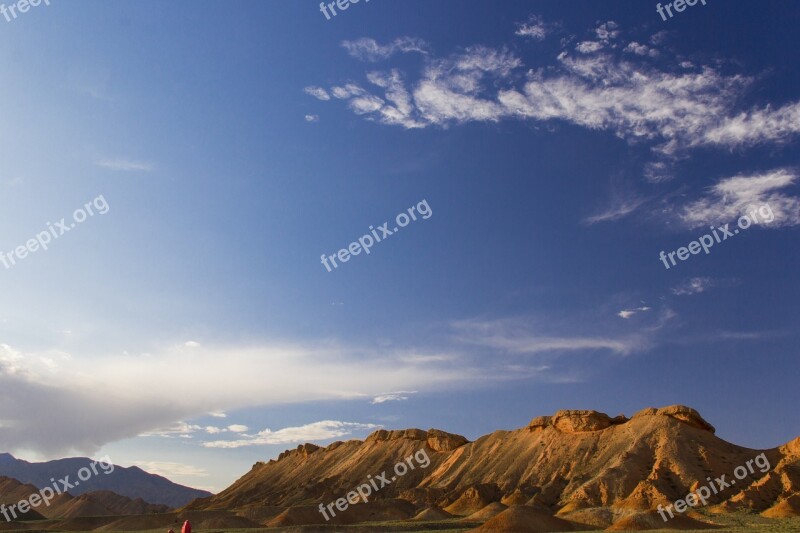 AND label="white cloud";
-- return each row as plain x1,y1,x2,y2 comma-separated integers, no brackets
95,158,153,172
0,341,473,455
700,102,800,148
208,410,227,418
672,277,716,296
131,461,209,479
303,86,330,101
624,42,658,57
202,420,379,448
139,421,202,438
585,194,649,224
515,15,554,41
576,41,604,54
595,21,620,41
307,25,800,159
679,169,799,228
451,318,643,356
227,424,248,433
617,307,651,319
304,114,319,122
341,37,428,62
331,83,366,99
184,341,201,348
371,391,417,404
